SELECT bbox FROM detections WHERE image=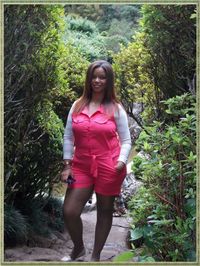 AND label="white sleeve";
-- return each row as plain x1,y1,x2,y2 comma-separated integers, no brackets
63,103,75,160
114,104,132,164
